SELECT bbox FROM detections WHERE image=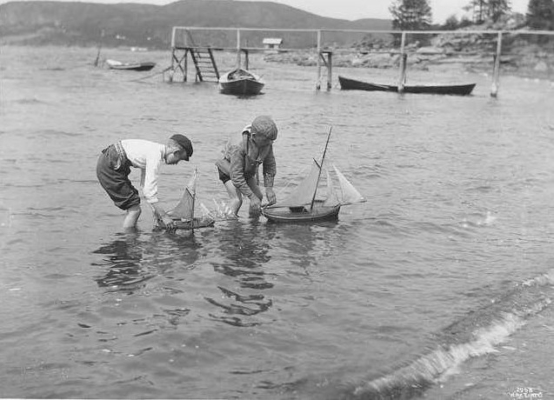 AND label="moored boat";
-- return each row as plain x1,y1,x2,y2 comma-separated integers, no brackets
338,75,476,96
106,59,156,71
219,68,264,95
